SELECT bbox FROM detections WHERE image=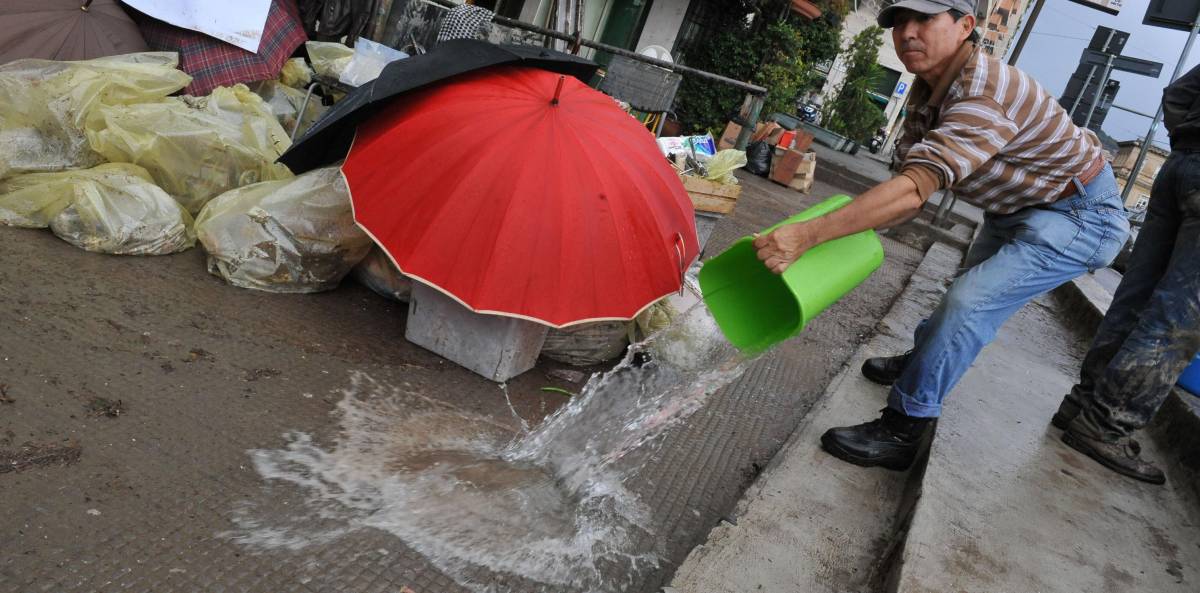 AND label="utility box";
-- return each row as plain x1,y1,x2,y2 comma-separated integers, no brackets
405,282,549,382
